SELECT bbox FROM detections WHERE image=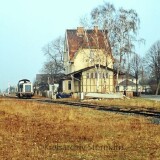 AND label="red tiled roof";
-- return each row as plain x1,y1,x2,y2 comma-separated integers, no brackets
66,28,112,60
